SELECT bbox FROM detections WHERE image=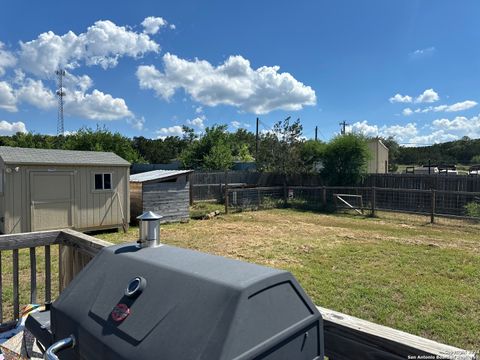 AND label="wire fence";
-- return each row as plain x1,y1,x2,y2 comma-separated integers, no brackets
224,186,480,222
